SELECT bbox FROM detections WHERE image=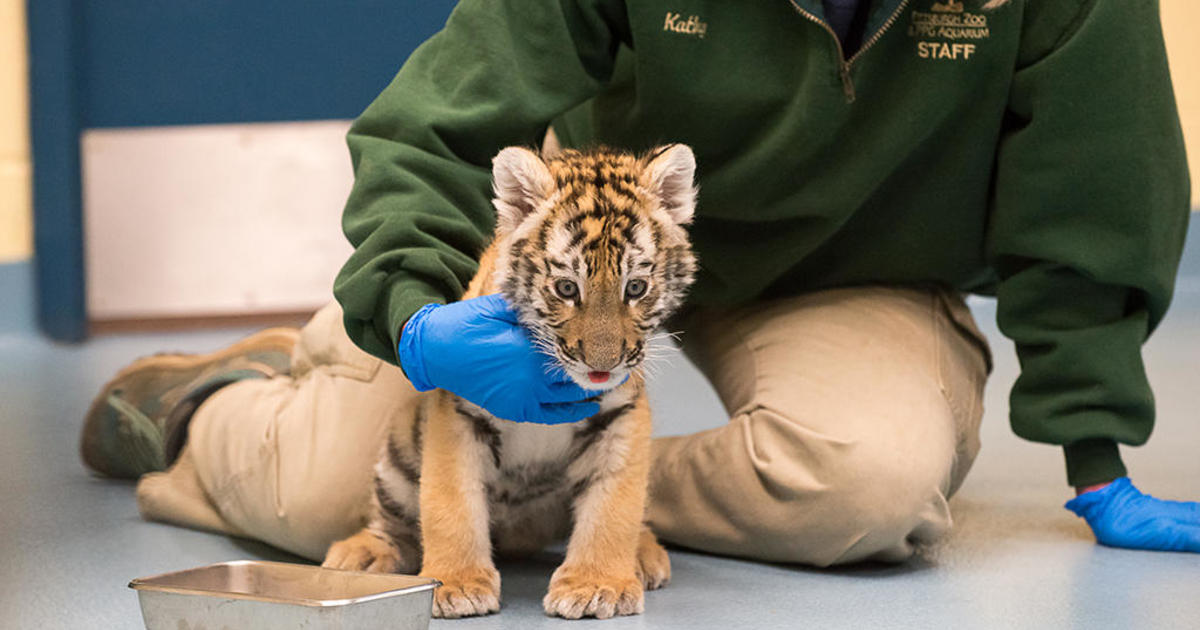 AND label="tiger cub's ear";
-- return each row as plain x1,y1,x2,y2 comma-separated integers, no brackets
492,146,554,234
641,144,697,225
